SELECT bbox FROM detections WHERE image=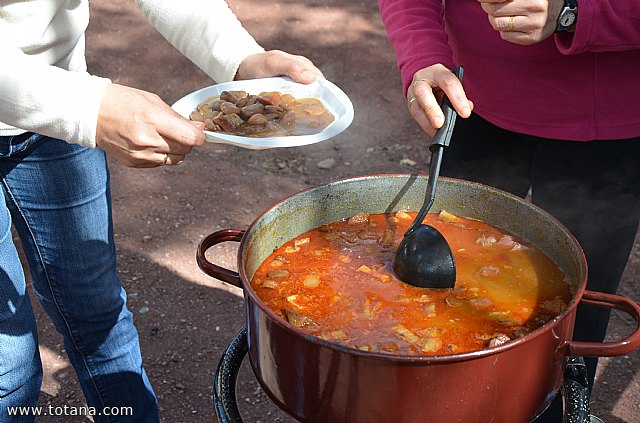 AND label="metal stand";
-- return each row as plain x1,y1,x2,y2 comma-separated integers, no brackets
214,327,247,423
562,356,591,423
214,326,594,423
